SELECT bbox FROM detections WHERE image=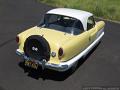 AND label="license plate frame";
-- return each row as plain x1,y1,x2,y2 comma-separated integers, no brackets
25,60,38,69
